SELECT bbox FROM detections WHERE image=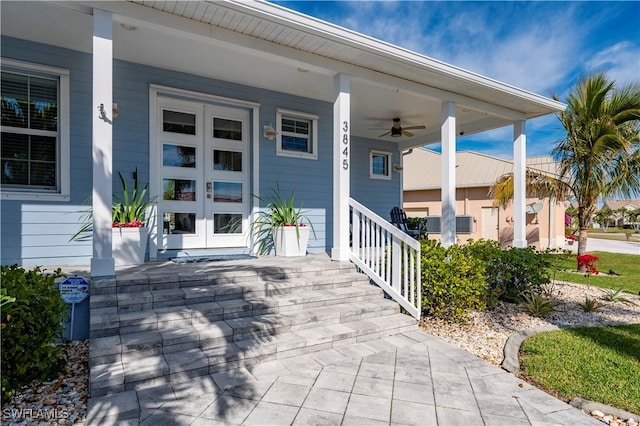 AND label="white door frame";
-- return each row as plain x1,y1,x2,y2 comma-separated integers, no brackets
148,85,260,259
